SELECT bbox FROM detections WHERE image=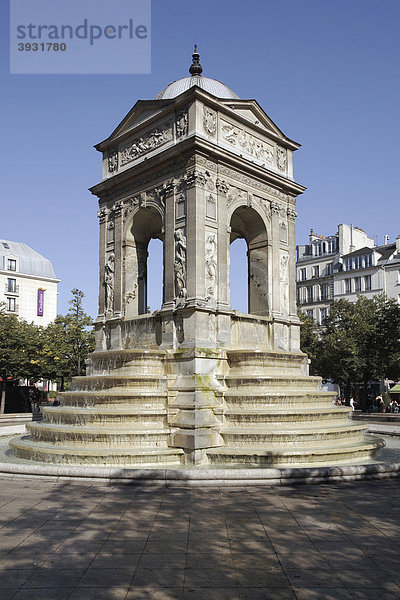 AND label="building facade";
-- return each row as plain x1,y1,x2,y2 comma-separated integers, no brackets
296,225,400,322
0,240,59,326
